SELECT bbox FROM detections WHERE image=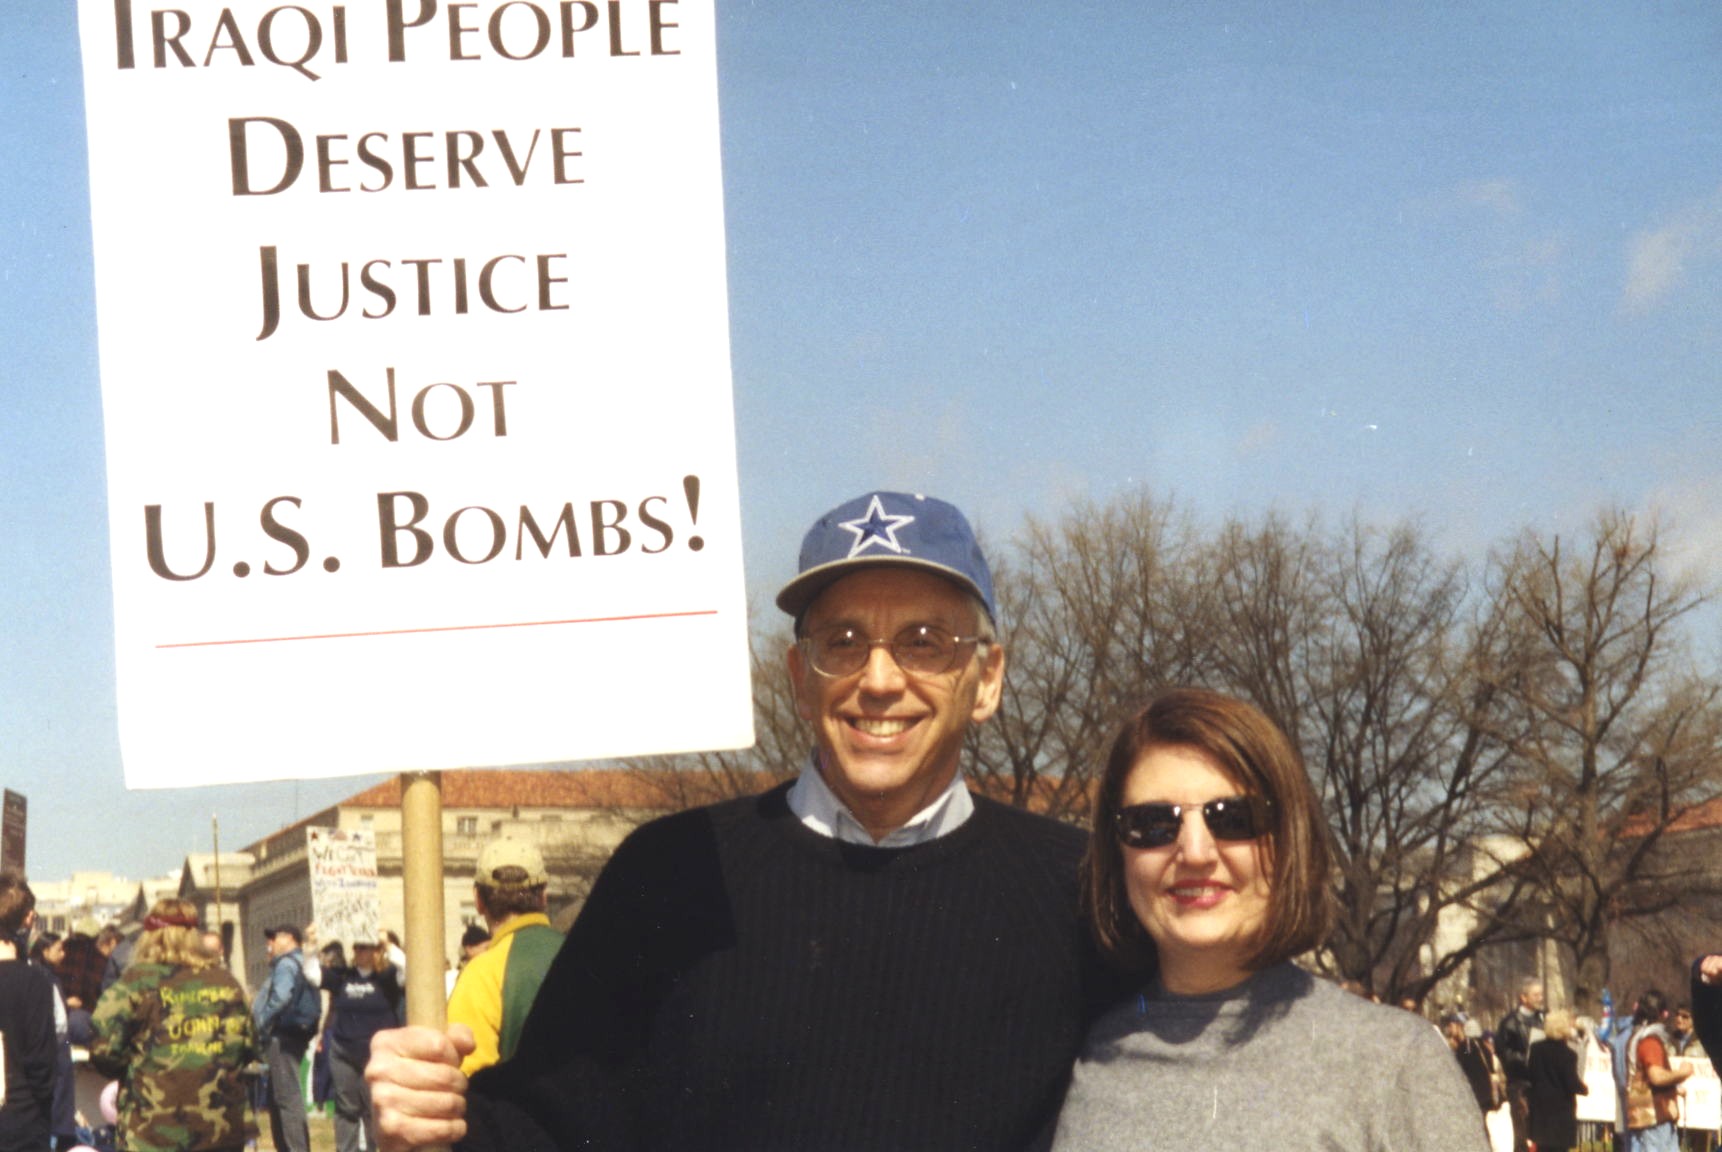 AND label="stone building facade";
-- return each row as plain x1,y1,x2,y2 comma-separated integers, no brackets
210,769,673,993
